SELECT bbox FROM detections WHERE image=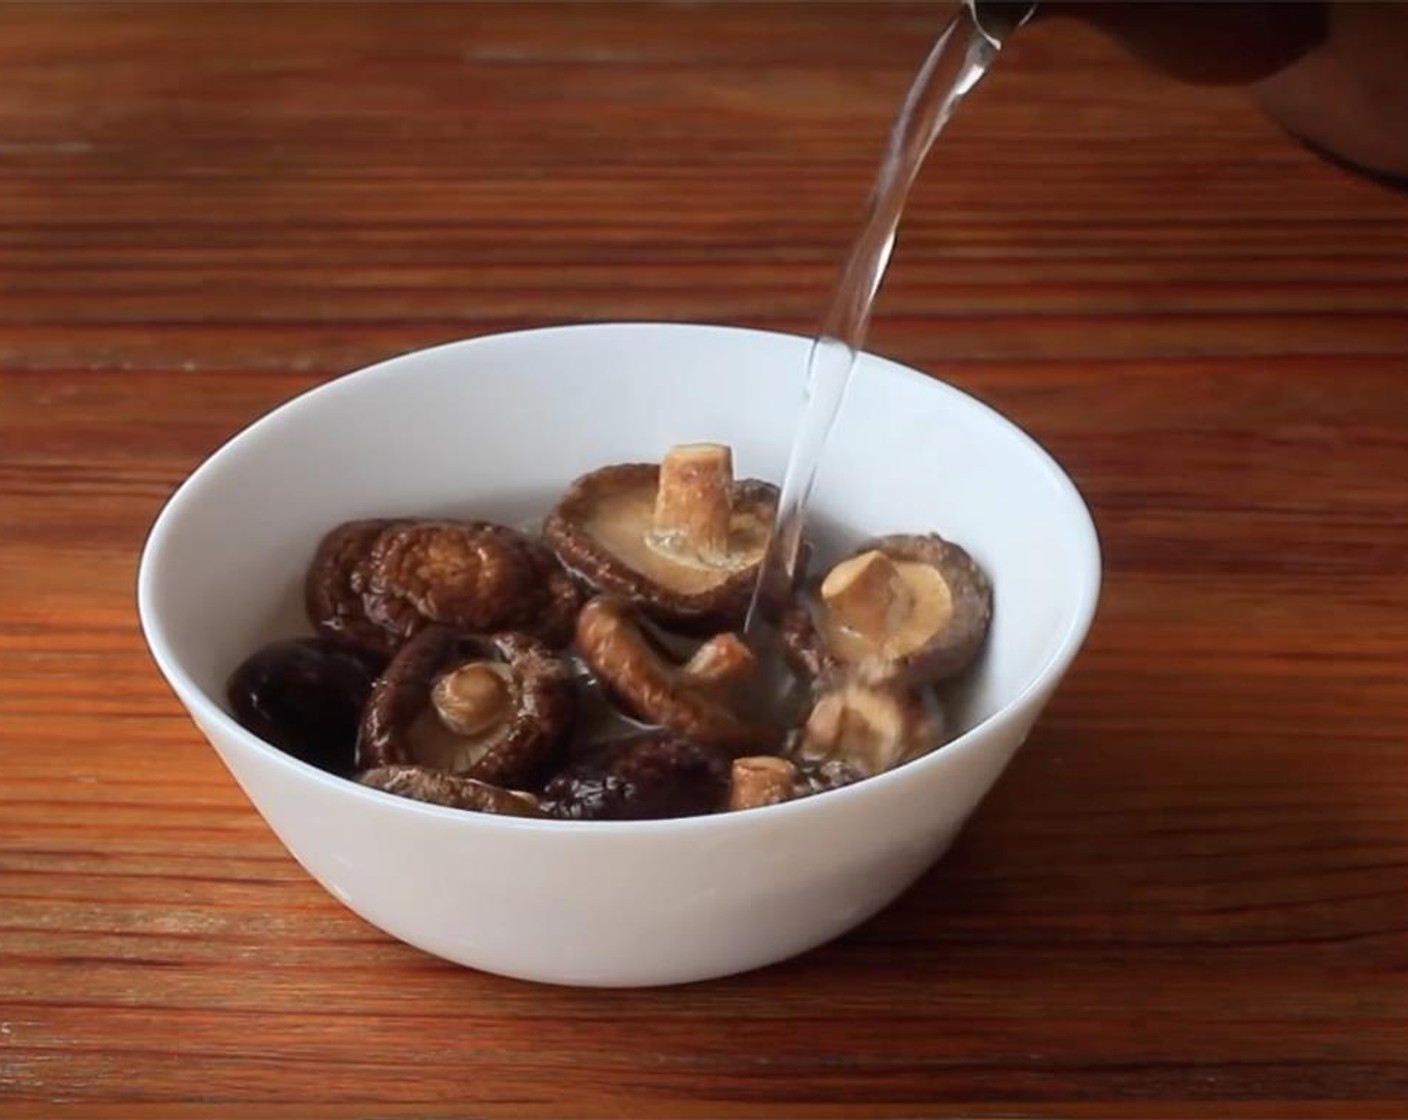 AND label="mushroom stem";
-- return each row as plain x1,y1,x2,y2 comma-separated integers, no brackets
820,549,914,642
575,595,779,752
651,443,734,563
681,634,756,691
728,755,798,810
801,683,932,778
431,662,512,736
